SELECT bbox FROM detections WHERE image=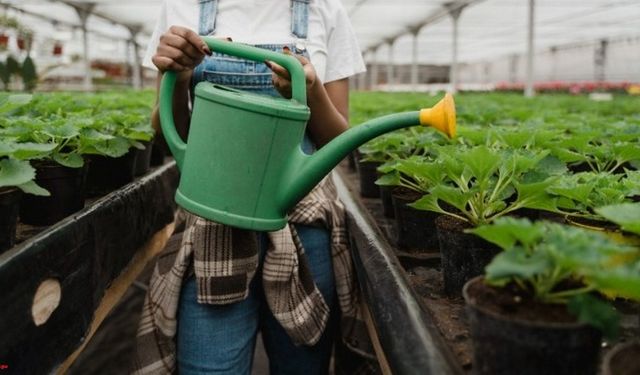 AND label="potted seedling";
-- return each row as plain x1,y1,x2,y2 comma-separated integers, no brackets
596,203,640,375
376,155,444,252
465,217,640,375
1,94,95,225
545,171,637,228
409,144,565,295
357,132,407,198
84,108,154,195
0,137,51,250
